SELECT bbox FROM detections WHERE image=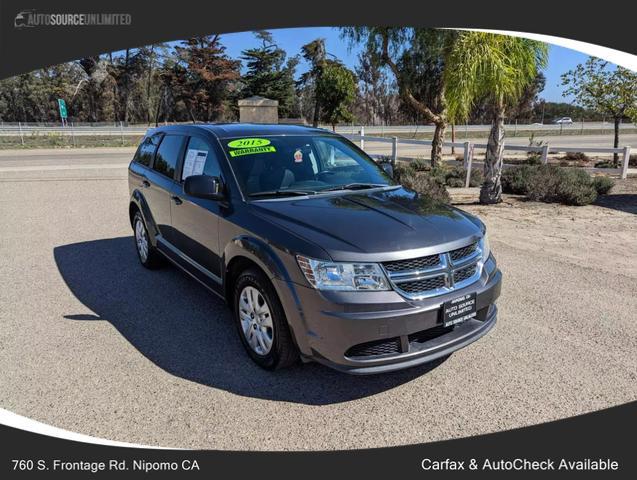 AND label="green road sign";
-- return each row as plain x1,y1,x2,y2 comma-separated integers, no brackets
58,99,68,119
